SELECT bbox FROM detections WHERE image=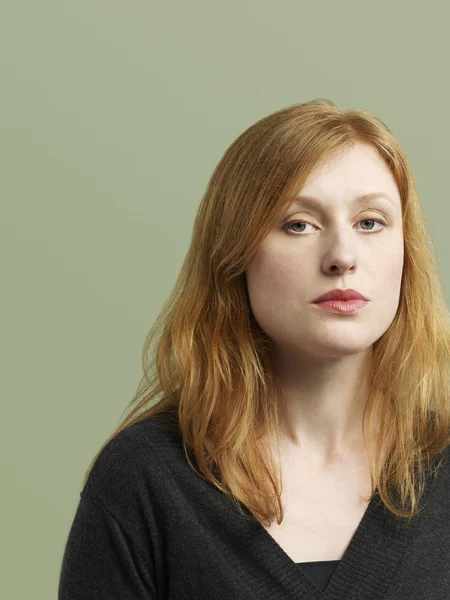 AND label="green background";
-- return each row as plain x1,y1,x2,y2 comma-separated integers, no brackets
1,1,449,598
